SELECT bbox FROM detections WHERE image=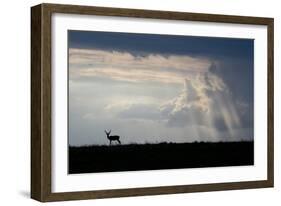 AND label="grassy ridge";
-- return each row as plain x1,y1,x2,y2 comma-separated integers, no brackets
69,141,254,174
